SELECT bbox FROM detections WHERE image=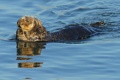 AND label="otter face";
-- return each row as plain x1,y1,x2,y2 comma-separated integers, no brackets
17,16,35,31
